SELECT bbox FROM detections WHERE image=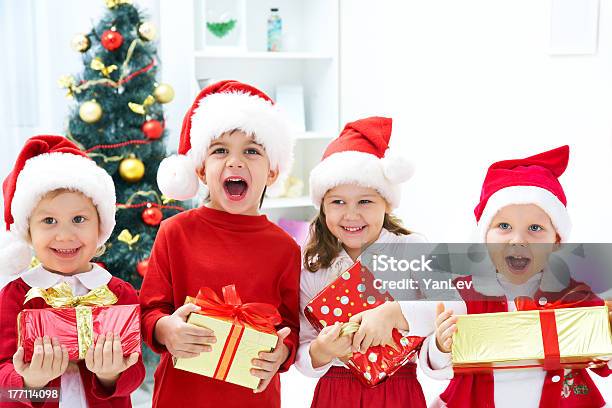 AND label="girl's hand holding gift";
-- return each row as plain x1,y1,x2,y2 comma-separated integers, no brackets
154,303,217,359
310,322,353,368
251,327,291,394
349,301,406,353
13,336,69,389
435,303,457,353
85,333,140,388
